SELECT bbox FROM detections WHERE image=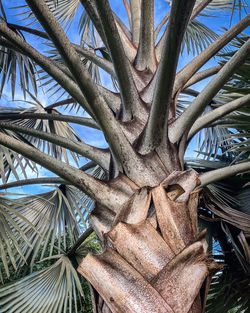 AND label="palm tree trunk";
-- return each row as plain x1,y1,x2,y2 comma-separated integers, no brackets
78,171,217,313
